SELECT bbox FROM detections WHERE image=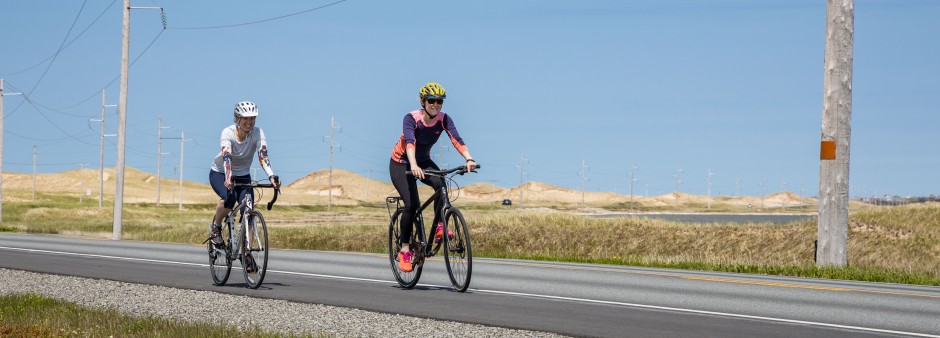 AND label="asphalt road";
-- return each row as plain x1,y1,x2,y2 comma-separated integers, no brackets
2,233,938,337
